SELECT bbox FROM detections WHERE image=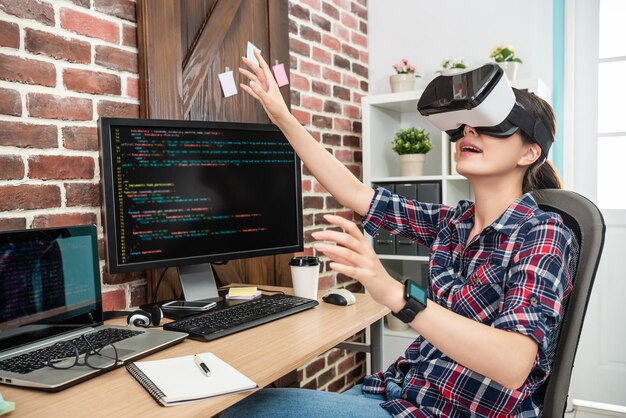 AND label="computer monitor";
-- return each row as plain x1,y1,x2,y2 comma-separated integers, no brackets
99,118,303,302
